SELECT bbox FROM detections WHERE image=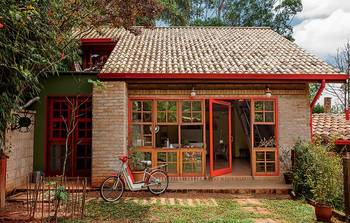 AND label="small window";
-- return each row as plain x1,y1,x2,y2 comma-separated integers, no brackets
182,101,202,123
157,151,178,174
255,150,276,173
157,101,177,123
254,101,275,123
